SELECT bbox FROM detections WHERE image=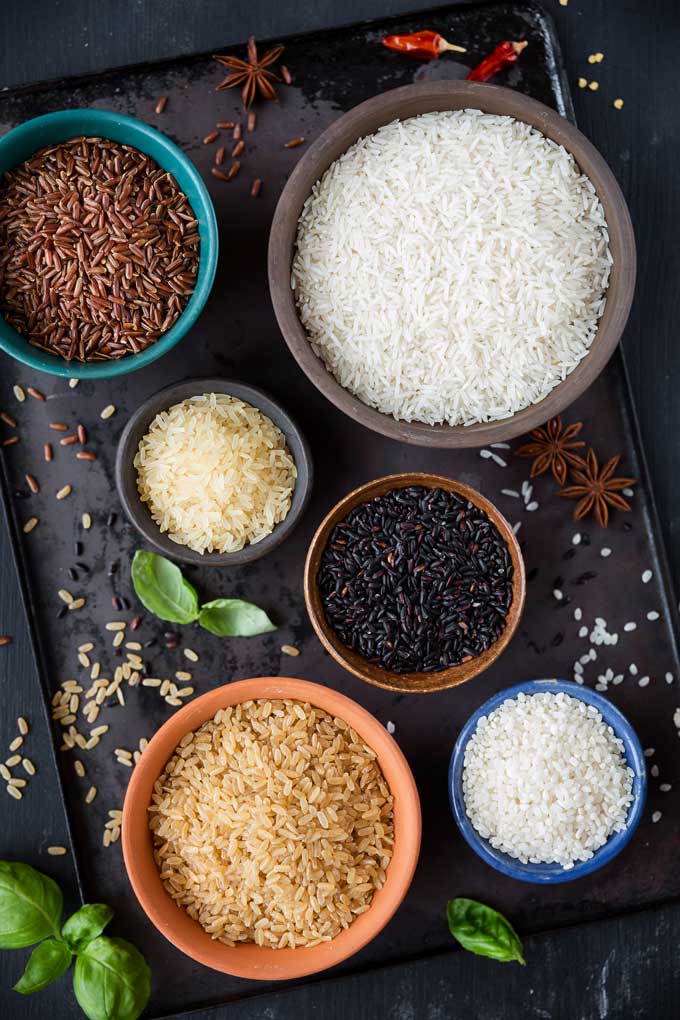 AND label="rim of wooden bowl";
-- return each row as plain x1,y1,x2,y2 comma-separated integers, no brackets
303,473,526,694
268,80,636,448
